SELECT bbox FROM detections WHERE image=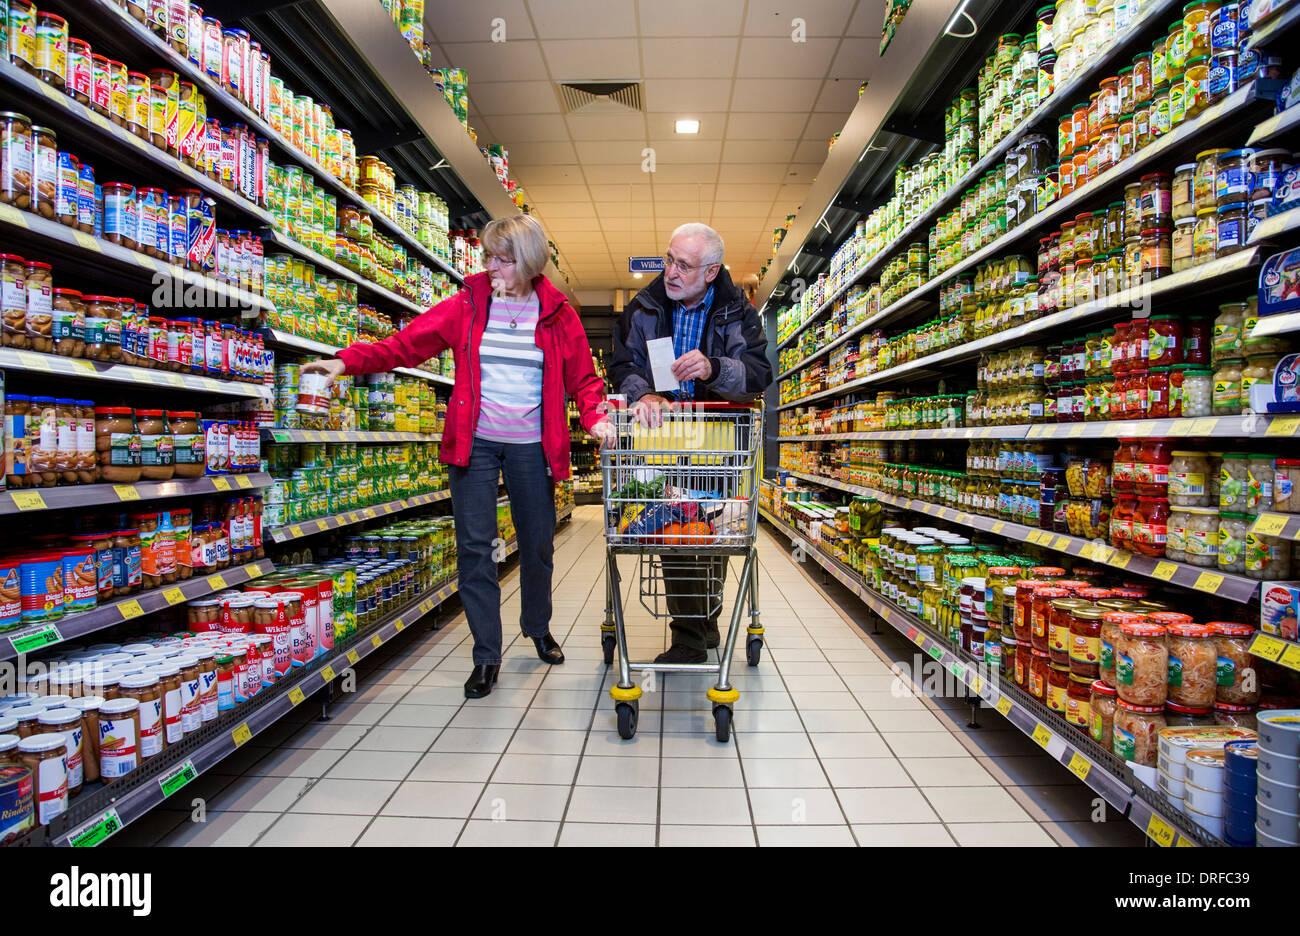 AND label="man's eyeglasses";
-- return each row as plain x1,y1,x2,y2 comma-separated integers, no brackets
662,254,716,275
